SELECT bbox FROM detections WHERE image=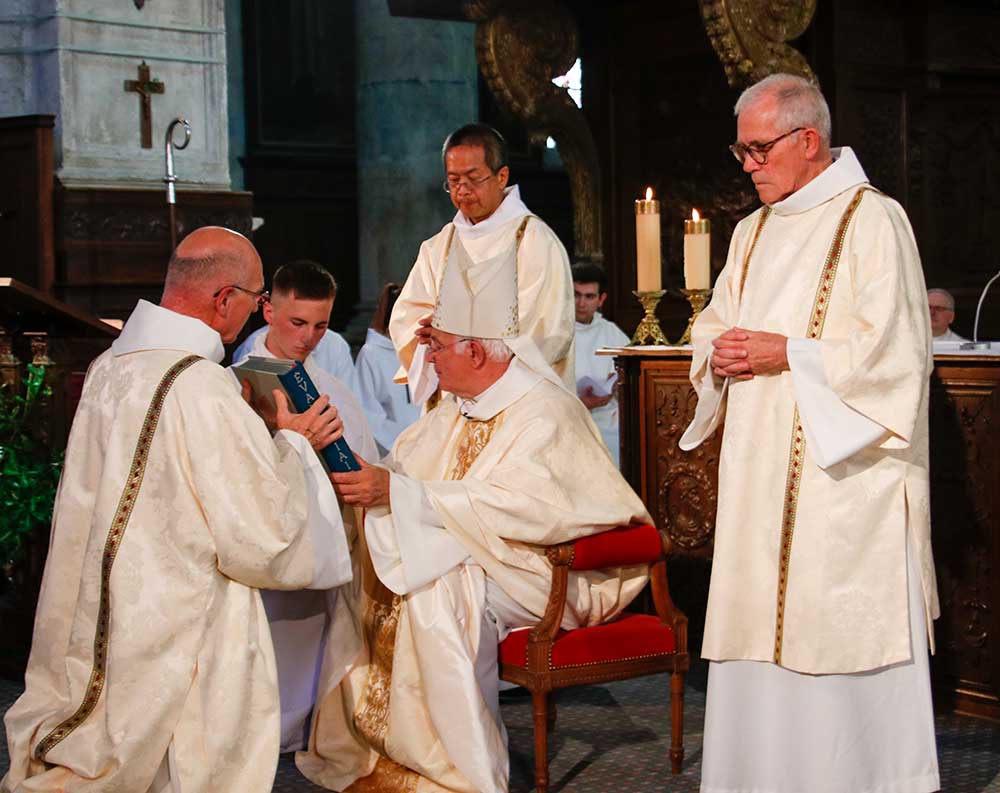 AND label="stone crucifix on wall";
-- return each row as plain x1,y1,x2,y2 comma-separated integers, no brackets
123,61,165,149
